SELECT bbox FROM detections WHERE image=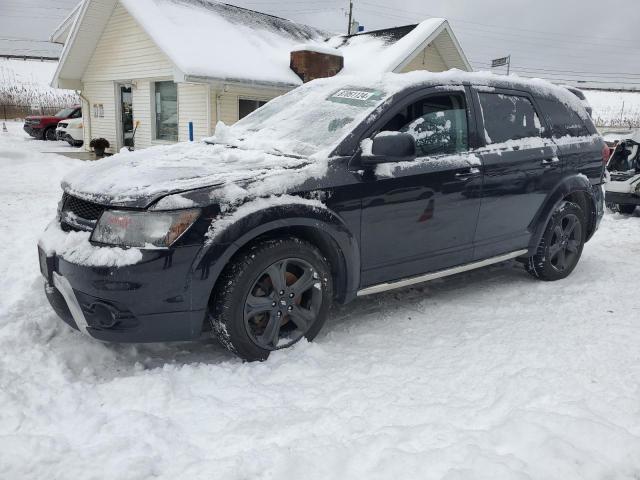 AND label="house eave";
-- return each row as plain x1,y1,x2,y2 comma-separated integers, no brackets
183,74,298,91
